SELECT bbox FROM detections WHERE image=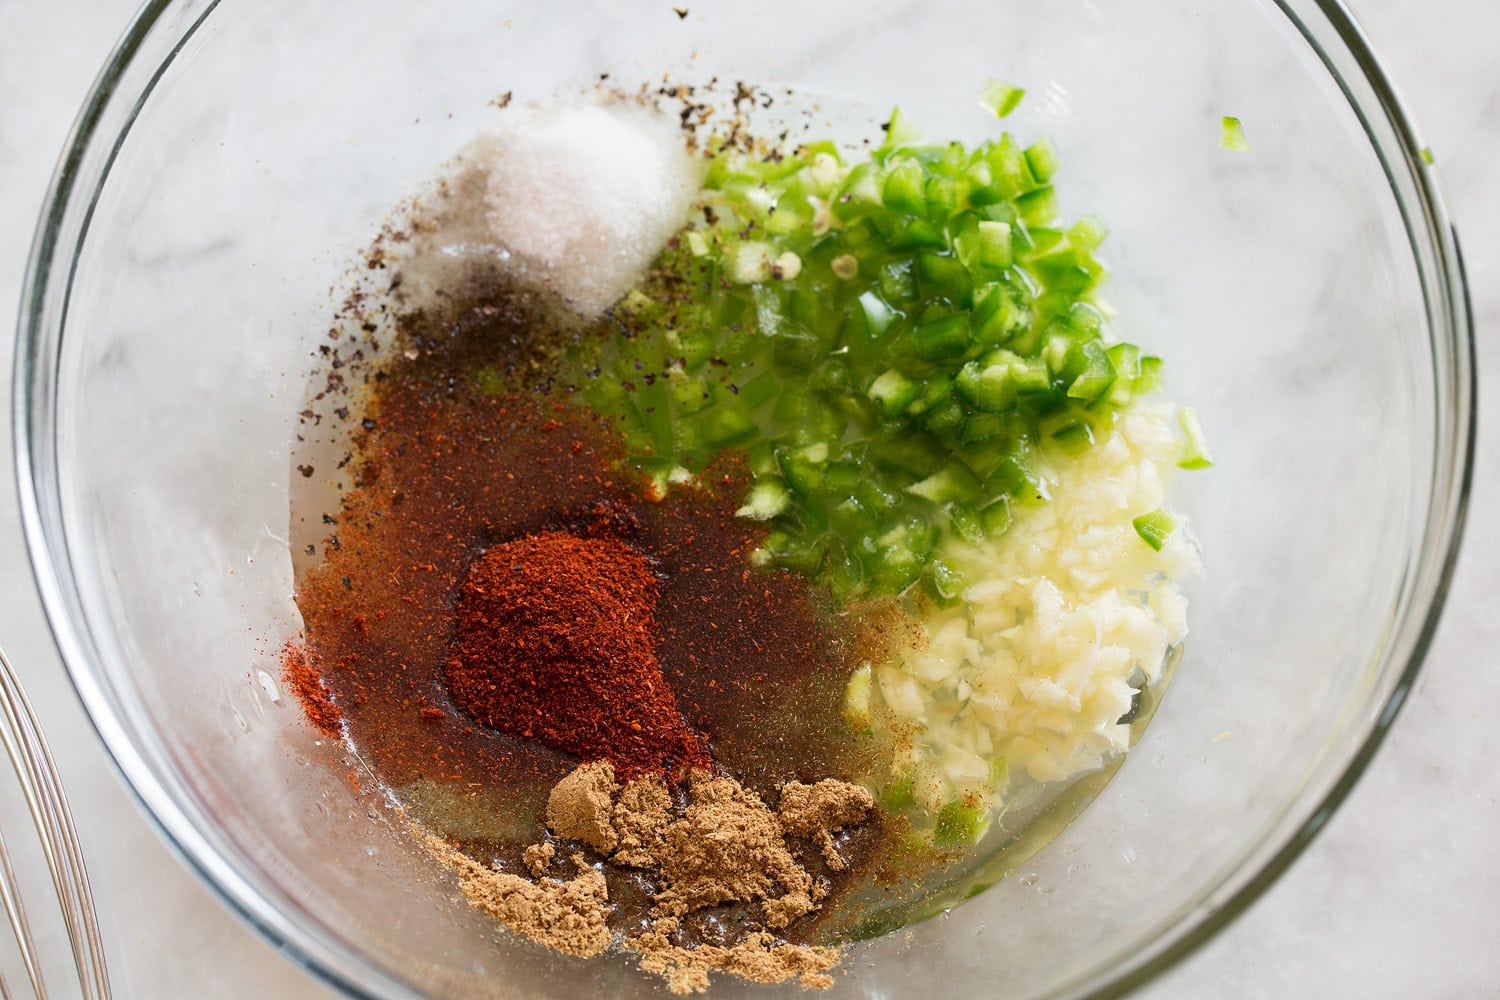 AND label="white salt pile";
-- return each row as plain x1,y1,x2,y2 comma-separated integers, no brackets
478,103,702,317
